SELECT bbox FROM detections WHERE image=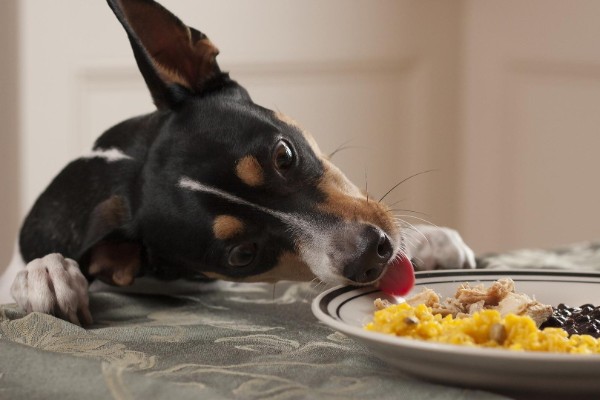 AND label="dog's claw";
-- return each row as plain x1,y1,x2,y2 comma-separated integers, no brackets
10,253,93,326
405,225,476,271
